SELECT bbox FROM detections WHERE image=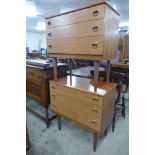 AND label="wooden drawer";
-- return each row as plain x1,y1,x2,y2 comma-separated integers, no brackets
51,91,102,118
47,36,104,55
26,67,42,81
26,81,43,102
46,19,104,39
46,4,105,28
50,83,103,106
52,101,101,132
